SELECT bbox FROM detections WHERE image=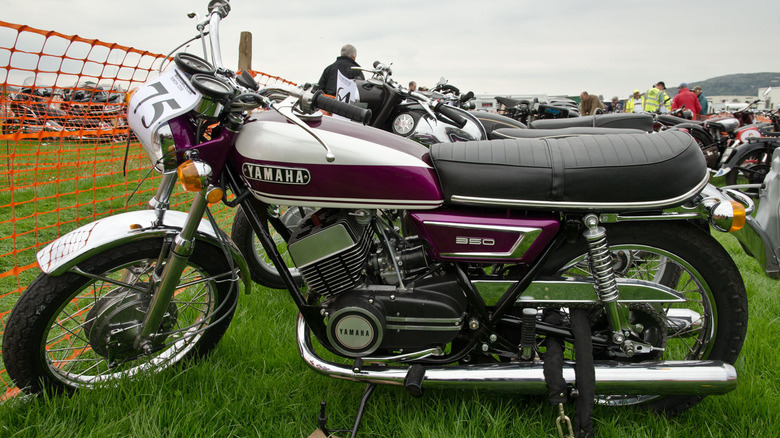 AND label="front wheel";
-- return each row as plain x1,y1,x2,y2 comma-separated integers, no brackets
541,221,748,415
2,238,238,395
724,149,772,195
